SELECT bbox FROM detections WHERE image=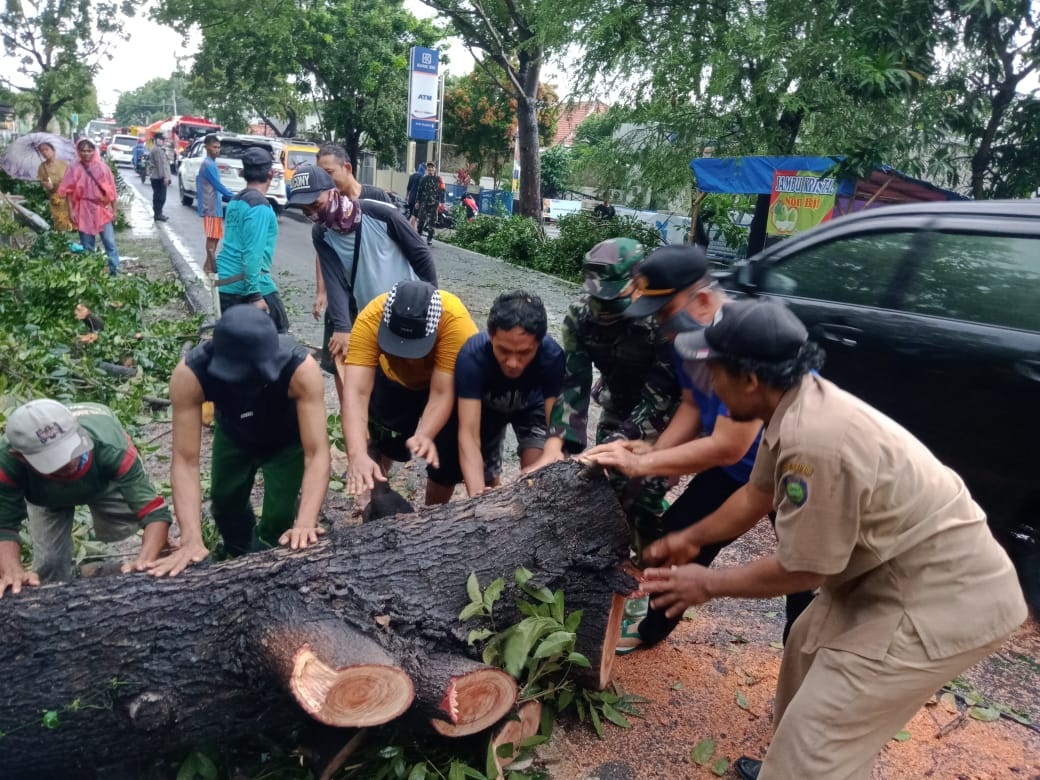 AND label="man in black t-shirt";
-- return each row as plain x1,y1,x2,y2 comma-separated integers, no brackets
454,291,565,497
593,197,616,220
157,306,330,576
